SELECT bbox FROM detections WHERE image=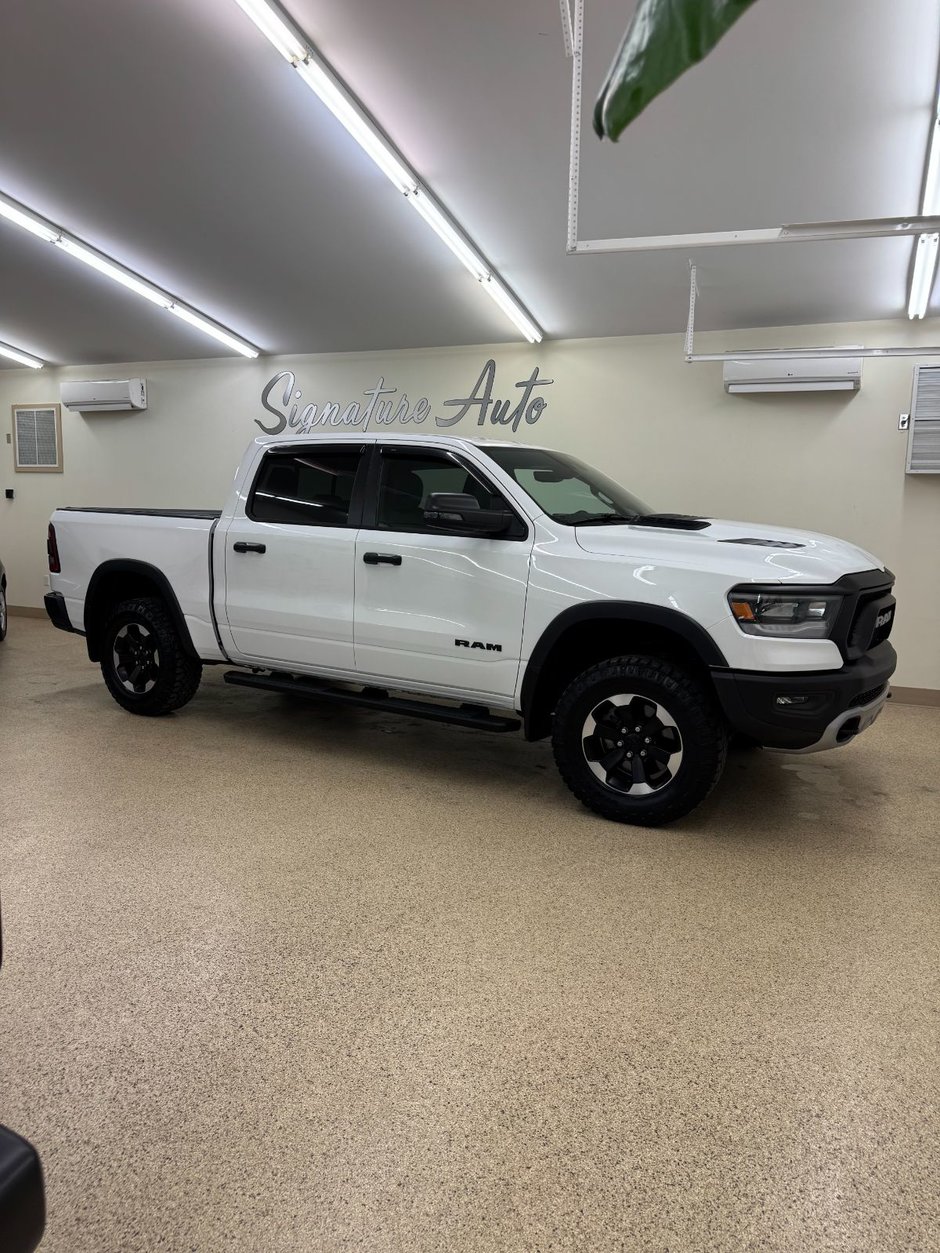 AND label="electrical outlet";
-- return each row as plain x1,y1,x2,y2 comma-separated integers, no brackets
899,412,911,430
